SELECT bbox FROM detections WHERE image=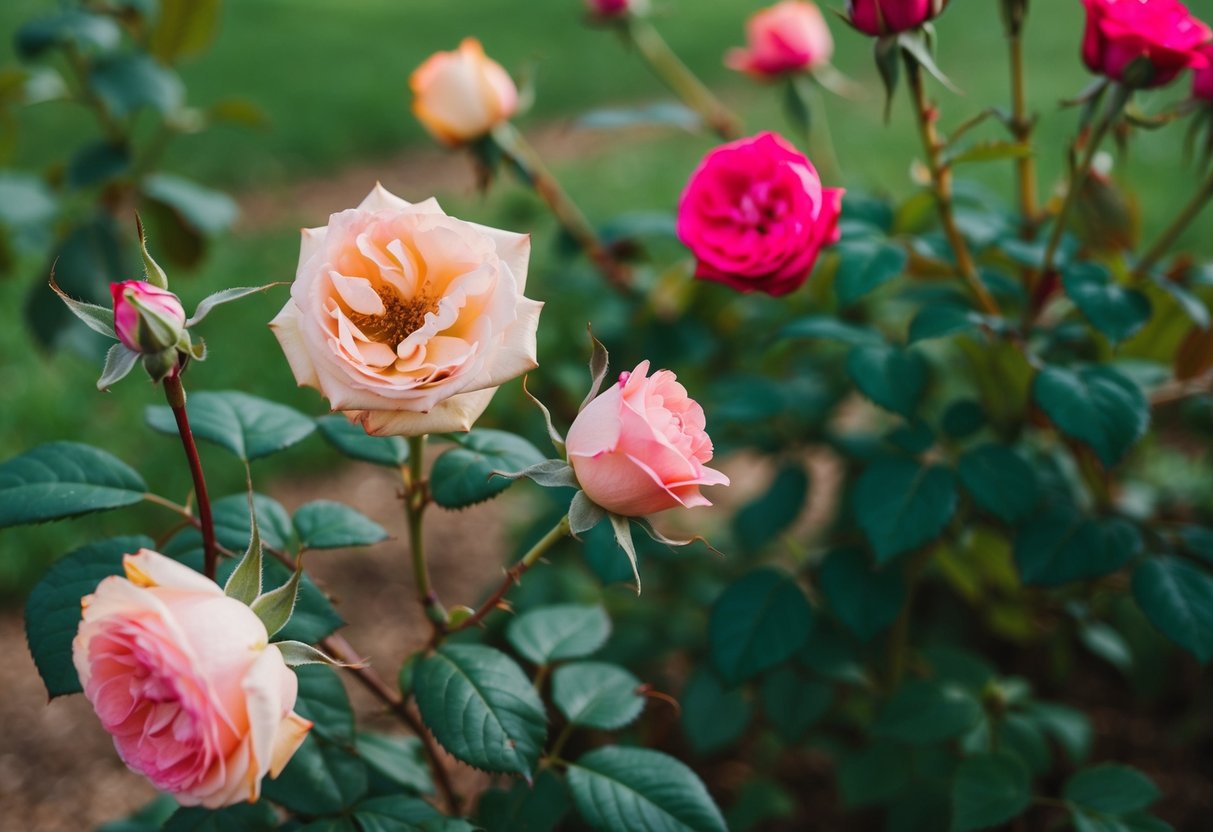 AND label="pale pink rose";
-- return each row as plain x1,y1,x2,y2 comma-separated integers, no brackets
677,132,843,297
566,361,729,517
1081,0,1211,88
72,549,311,808
726,1,834,77
110,280,186,353
410,38,519,146
847,0,946,36
1195,43,1213,99
270,184,542,436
